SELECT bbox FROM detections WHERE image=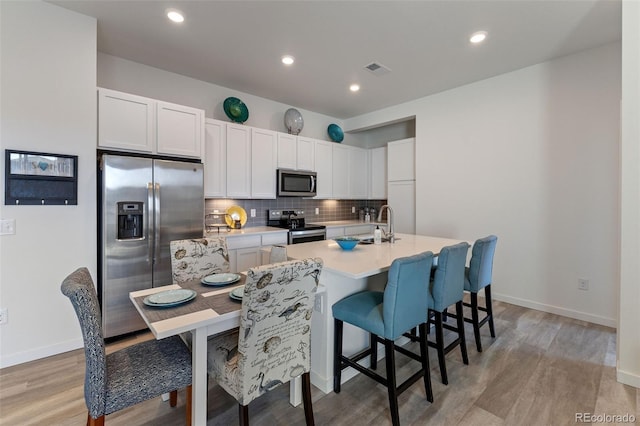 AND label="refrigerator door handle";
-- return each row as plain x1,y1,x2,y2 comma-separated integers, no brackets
147,183,154,265
154,183,161,265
